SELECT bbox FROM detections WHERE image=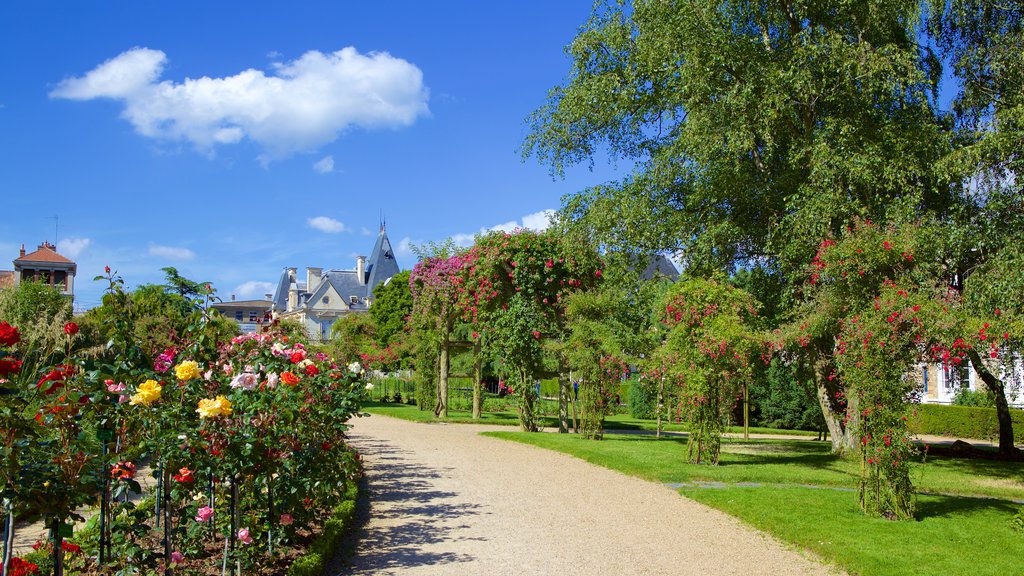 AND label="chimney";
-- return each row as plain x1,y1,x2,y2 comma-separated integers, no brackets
265,293,272,301
231,294,236,301
356,256,366,285
306,267,323,291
